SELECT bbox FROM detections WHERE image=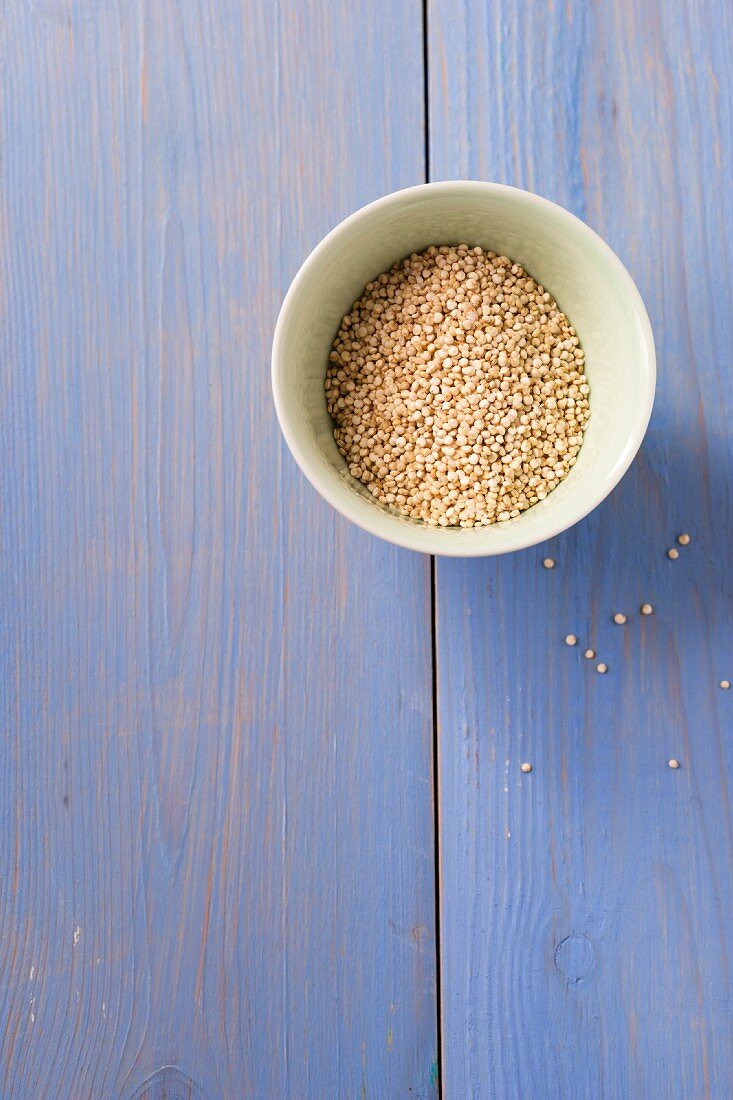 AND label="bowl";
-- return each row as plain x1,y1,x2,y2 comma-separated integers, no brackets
271,181,655,556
